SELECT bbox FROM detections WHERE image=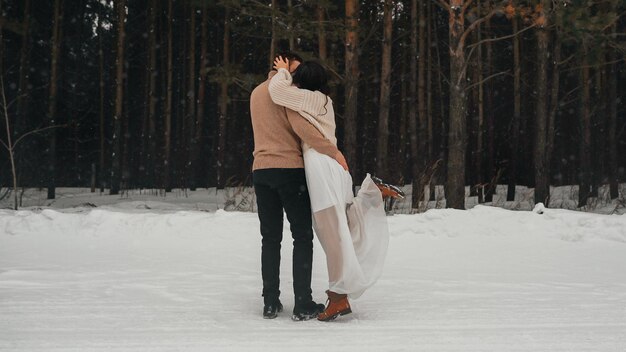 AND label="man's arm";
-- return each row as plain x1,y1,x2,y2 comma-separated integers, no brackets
286,109,349,171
